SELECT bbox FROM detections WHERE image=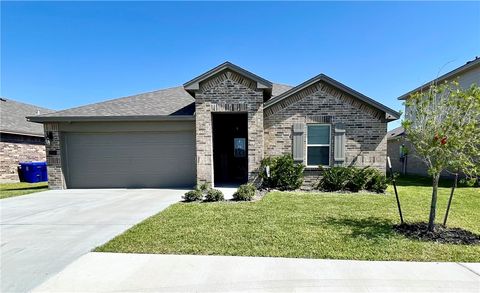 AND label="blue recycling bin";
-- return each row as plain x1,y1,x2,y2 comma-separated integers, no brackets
18,162,48,183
